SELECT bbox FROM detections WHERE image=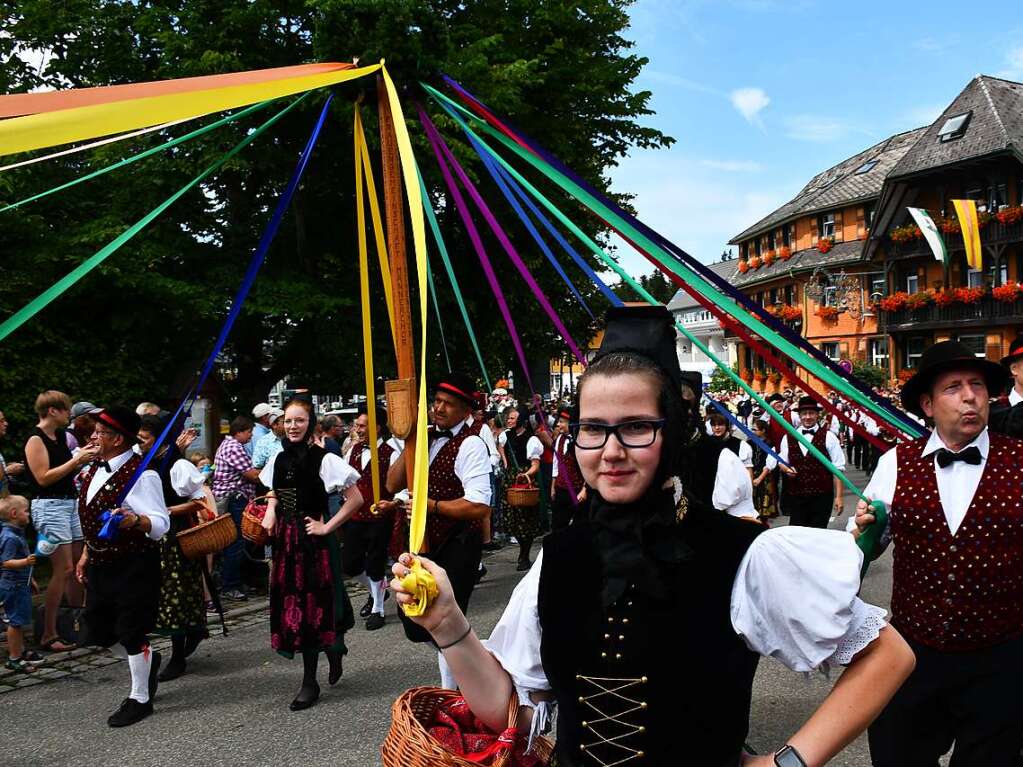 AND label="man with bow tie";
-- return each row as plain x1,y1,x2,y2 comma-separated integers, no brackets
385,371,492,688
854,340,1023,766
777,395,846,528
